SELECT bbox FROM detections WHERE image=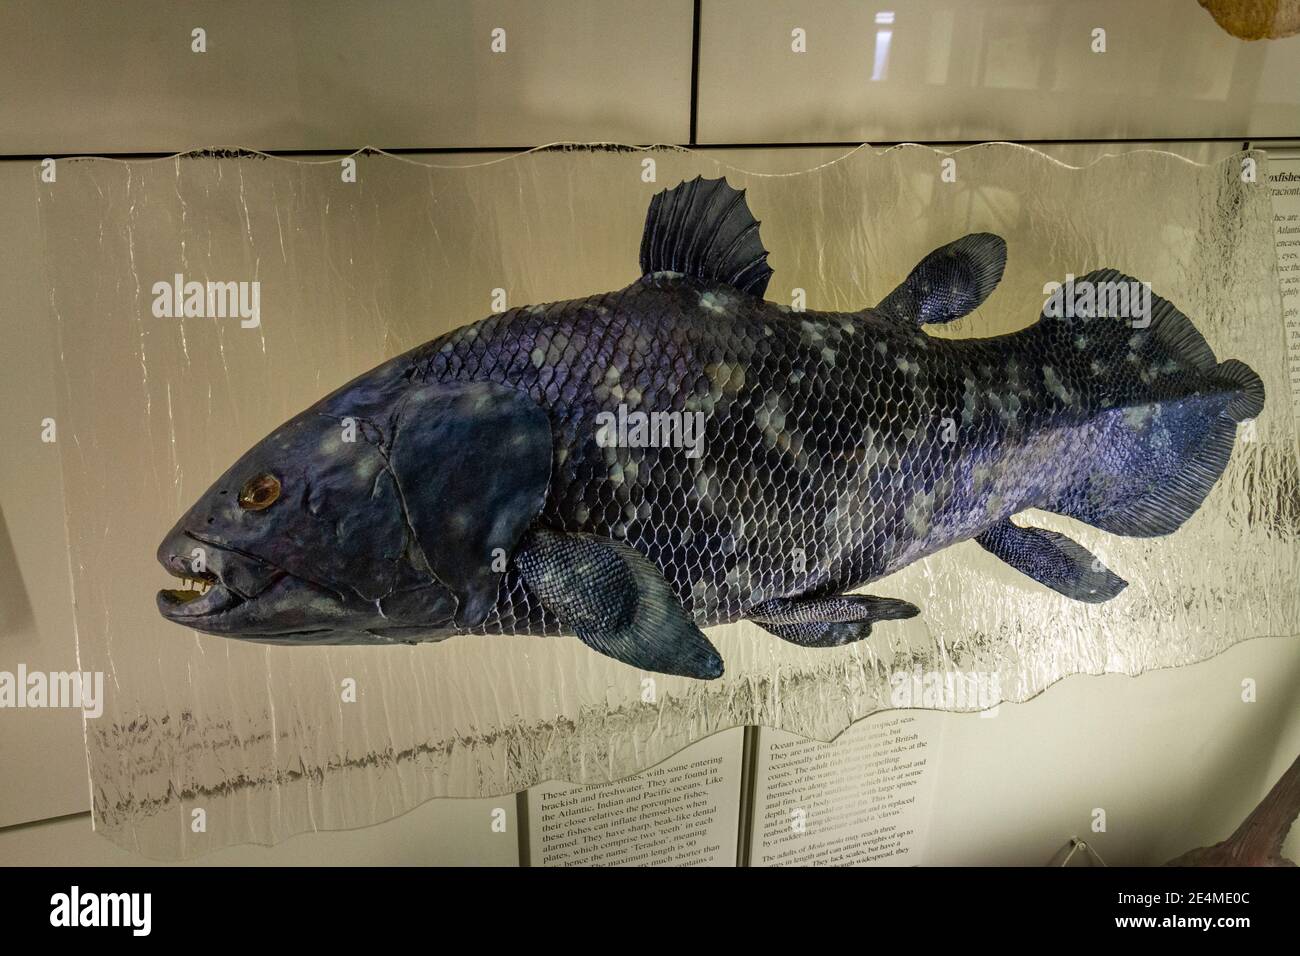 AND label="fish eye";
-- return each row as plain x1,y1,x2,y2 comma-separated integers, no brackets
238,473,281,511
